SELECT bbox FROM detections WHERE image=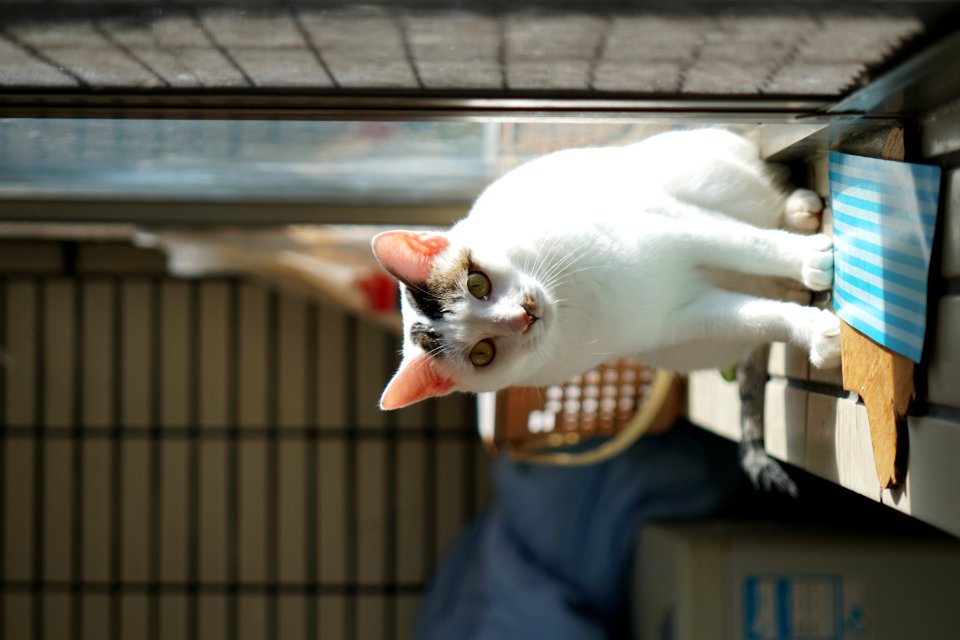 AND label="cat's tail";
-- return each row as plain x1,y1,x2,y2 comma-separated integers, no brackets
736,343,799,497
